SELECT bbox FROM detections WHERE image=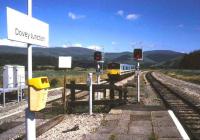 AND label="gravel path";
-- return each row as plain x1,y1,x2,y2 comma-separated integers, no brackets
153,71,200,105
37,113,104,140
